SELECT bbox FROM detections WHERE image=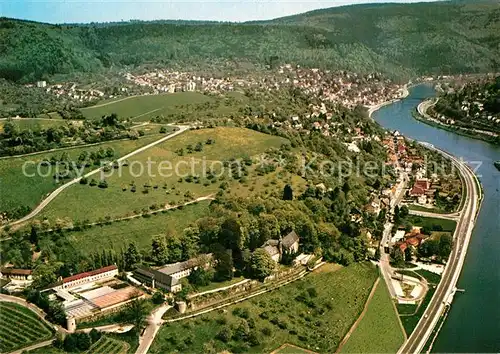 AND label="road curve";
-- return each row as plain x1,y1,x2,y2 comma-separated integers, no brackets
398,146,481,353
408,209,460,220
4,125,190,229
